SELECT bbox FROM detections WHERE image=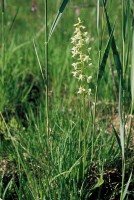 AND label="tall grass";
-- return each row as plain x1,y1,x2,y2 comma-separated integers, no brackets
131,27,134,111
45,0,49,136
1,0,5,112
